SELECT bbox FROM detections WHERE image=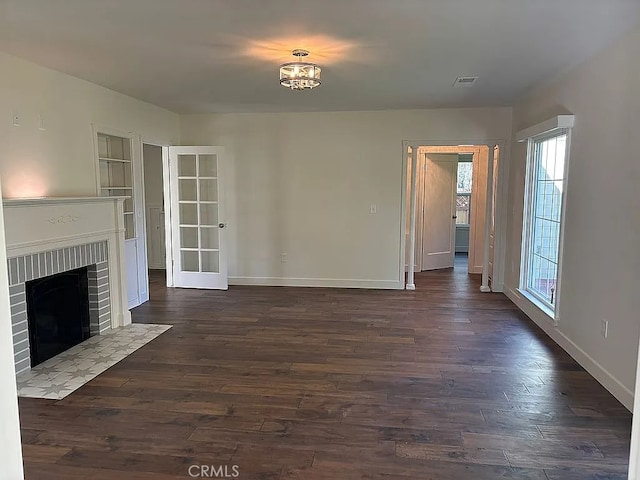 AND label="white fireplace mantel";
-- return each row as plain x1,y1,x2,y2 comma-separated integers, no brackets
2,196,131,328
